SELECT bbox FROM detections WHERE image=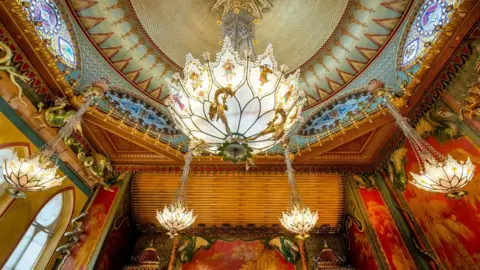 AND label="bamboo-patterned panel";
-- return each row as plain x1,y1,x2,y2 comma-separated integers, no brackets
132,173,345,227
